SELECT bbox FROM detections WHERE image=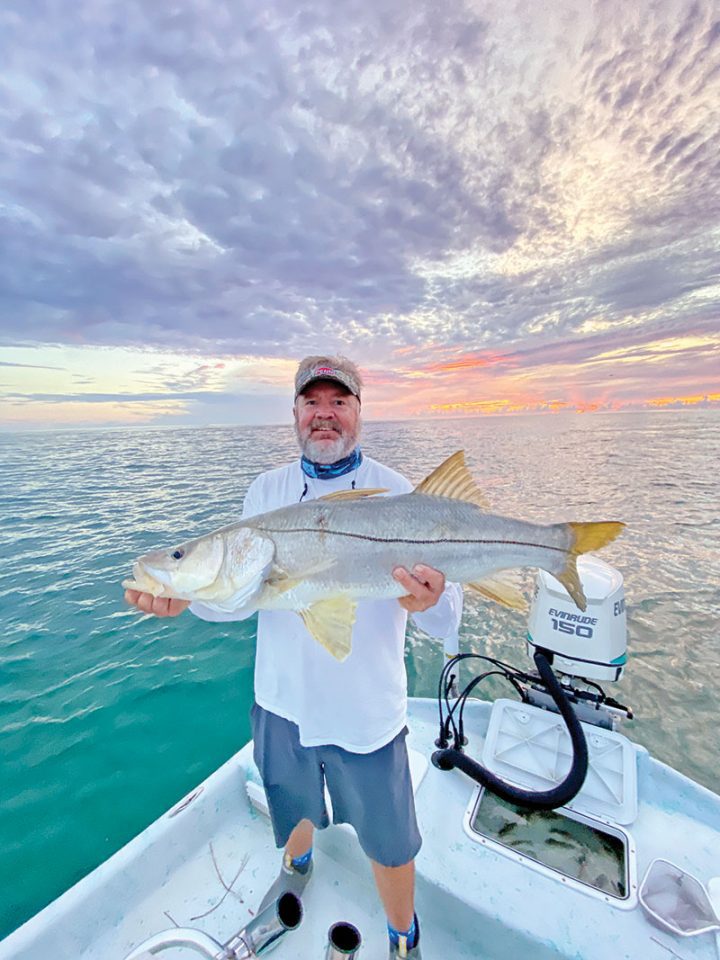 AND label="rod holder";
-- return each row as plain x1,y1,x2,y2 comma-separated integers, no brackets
324,921,362,959
228,891,303,957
